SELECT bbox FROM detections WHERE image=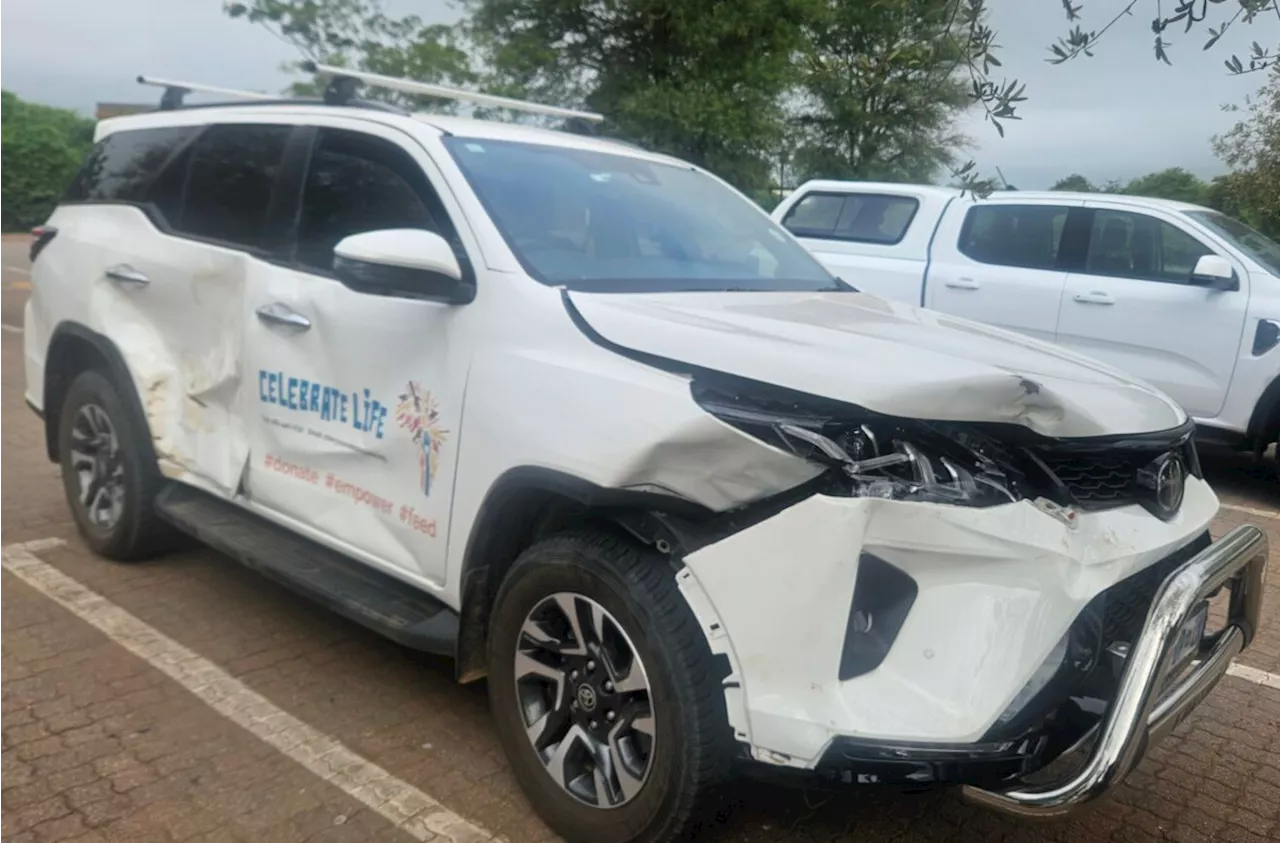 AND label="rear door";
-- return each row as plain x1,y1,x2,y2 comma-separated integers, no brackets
926,200,1081,344
777,188,934,304
39,121,298,496
1055,204,1250,418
